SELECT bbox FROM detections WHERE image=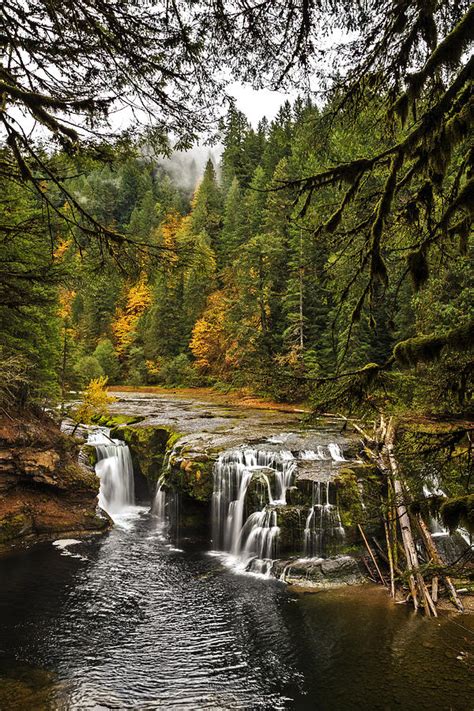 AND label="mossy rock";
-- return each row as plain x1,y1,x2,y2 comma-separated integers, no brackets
286,479,314,506
246,470,276,510
167,456,215,502
91,413,145,427
441,494,474,534
81,444,98,468
335,469,366,529
111,424,182,485
276,505,306,556
0,513,32,544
